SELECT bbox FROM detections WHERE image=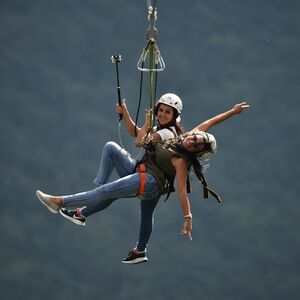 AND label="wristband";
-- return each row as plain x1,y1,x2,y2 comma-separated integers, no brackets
184,213,192,219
